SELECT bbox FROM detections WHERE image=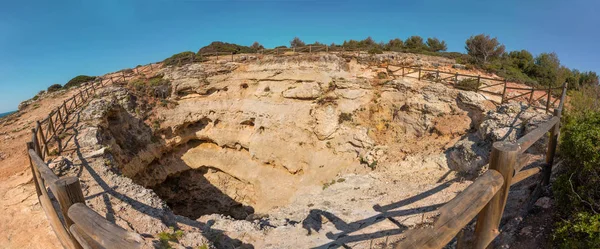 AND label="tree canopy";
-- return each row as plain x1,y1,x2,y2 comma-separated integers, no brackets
426,38,447,52
465,34,505,64
290,37,306,48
